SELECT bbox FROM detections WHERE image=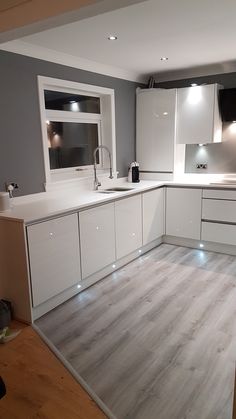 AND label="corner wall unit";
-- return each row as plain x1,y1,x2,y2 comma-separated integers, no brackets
176,83,222,145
